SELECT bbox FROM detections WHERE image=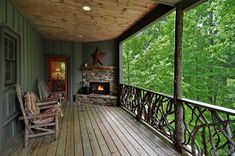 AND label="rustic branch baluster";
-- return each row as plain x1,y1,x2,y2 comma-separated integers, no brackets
120,84,235,156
